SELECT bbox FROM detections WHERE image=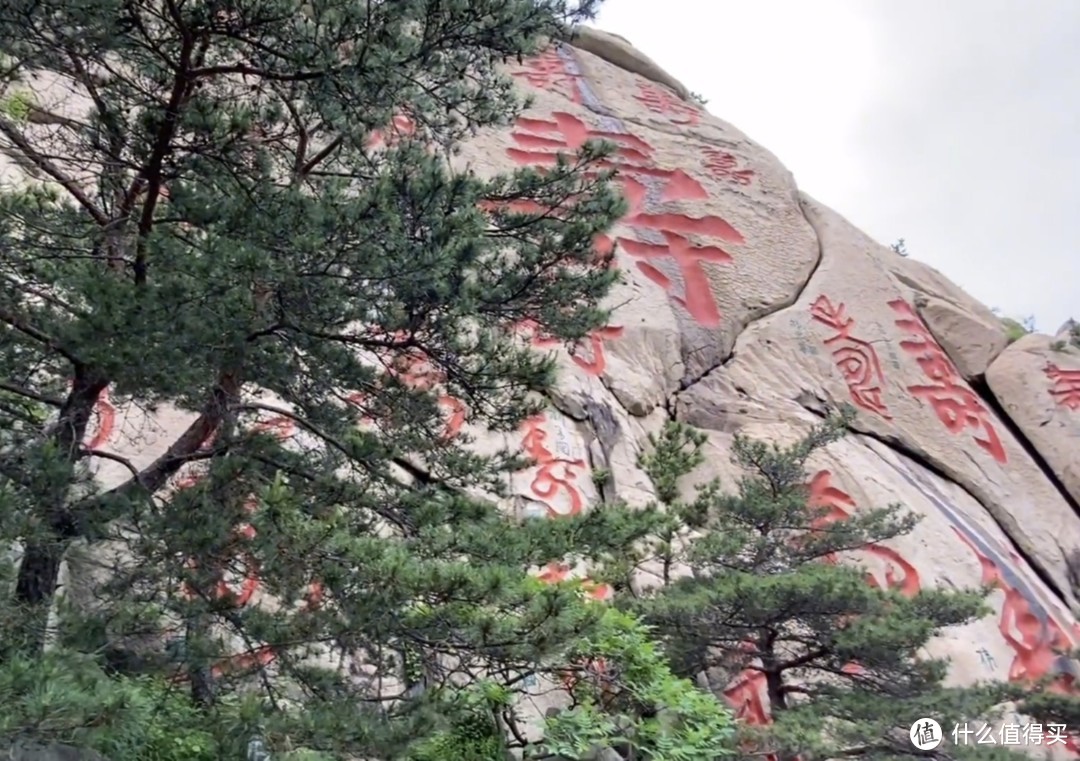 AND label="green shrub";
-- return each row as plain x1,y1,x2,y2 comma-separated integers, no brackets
0,650,221,760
